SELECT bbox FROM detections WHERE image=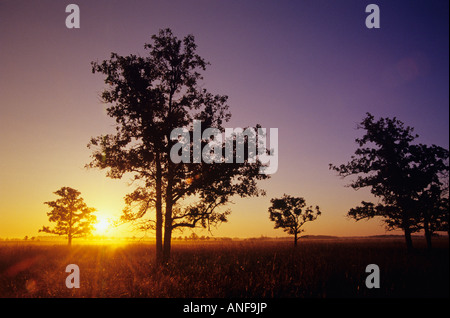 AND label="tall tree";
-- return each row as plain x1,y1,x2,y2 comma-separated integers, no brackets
268,194,321,246
330,113,448,251
39,187,96,246
88,29,269,263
